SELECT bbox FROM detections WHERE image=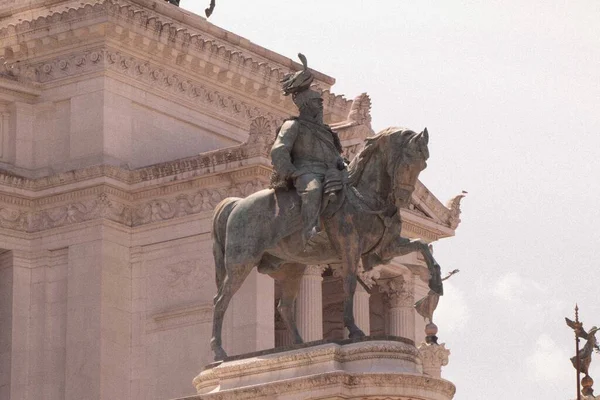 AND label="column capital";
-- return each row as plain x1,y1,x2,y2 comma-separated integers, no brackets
418,342,450,378
304,265,326,277
378,274,414,308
